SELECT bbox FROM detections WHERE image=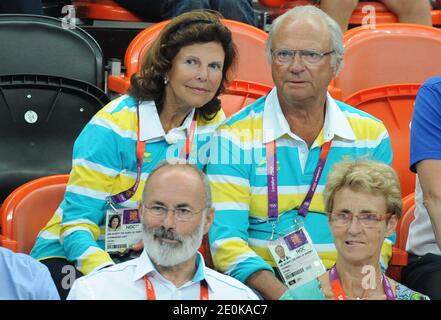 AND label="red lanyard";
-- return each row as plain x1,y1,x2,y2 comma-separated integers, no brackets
266,140,332,219
144,276,209,300
181,116,197,160
329,265,395,300
110,108,197,204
